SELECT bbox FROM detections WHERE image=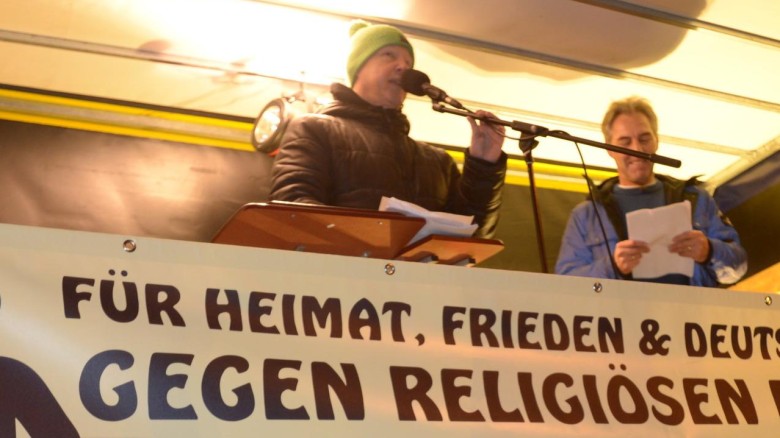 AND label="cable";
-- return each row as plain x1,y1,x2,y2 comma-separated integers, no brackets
554,130,621,278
